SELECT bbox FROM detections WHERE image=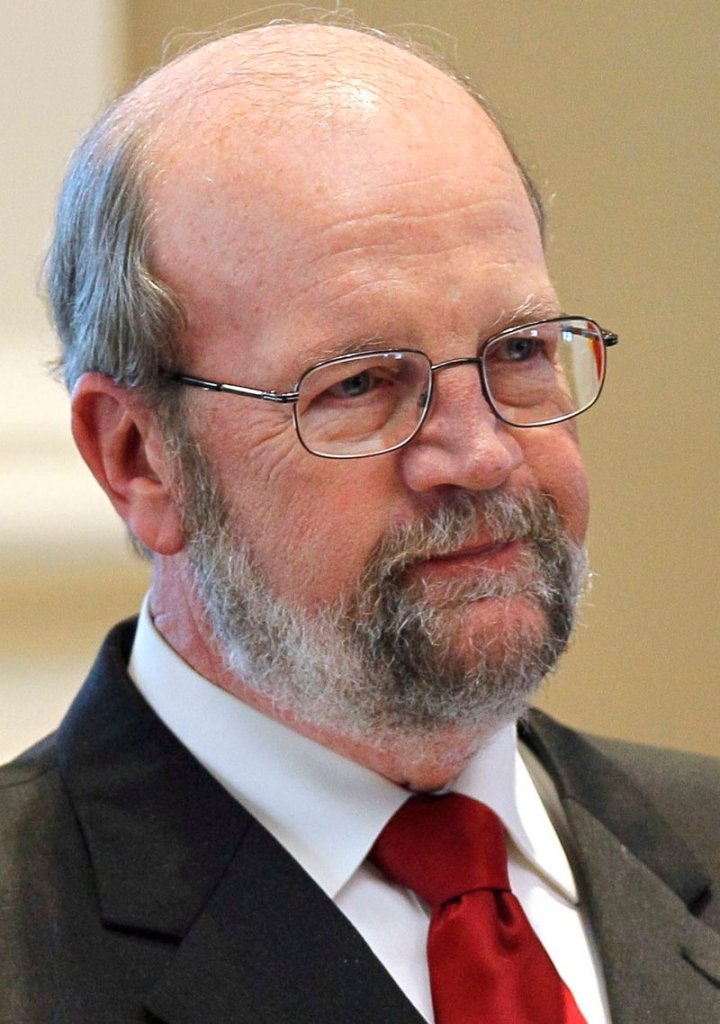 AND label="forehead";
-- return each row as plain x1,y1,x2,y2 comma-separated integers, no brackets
143,34,547,373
